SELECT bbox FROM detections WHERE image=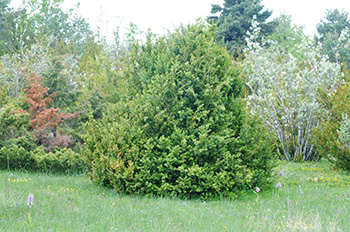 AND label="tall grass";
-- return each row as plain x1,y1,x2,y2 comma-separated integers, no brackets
1,160,350,231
